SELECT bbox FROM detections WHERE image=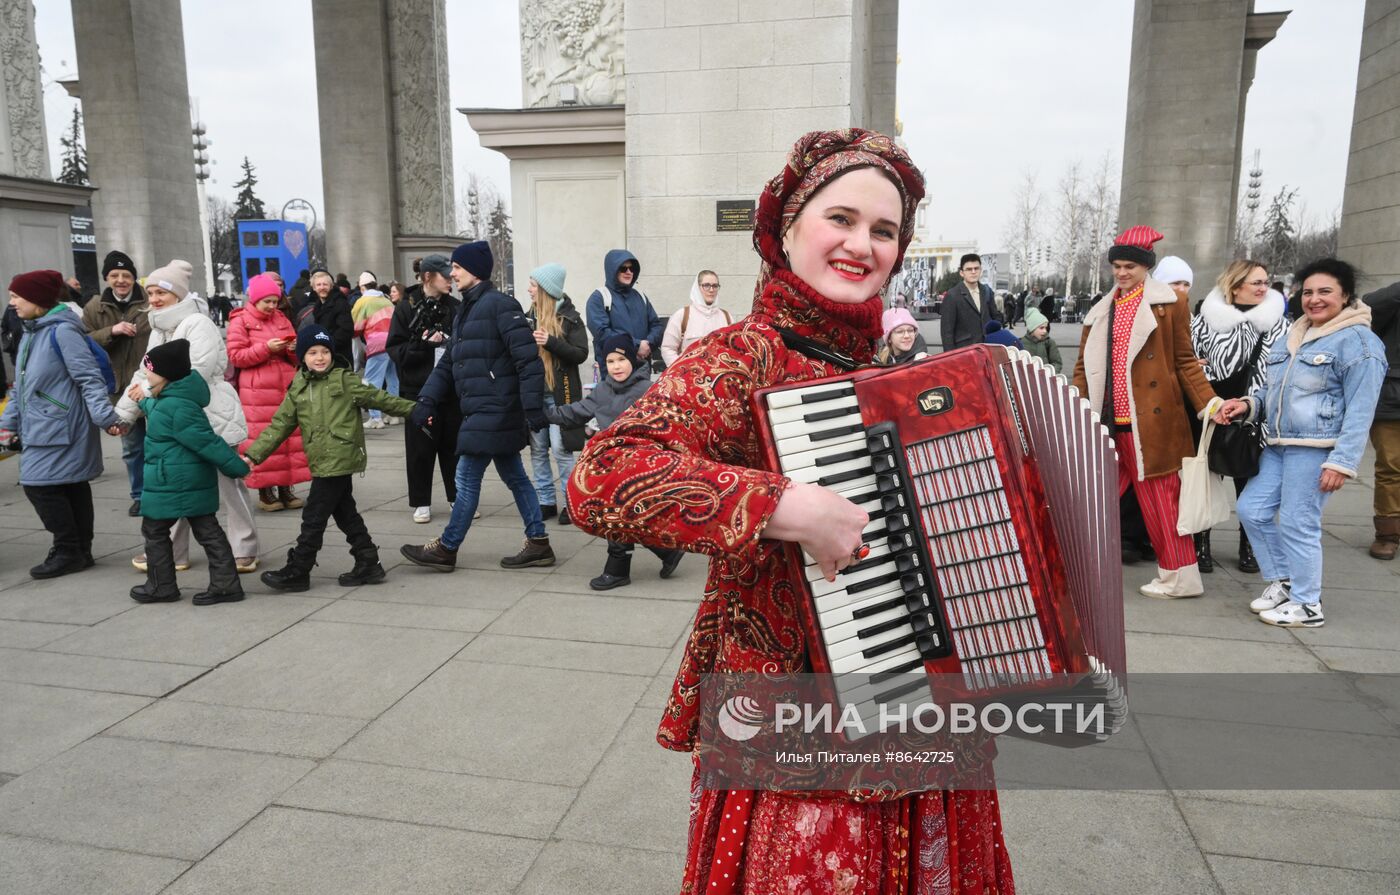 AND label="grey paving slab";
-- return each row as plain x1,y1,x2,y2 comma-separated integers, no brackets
338,567,540,610
0,647,205,697
107,700,366,759
277,758,575,840
1179,797,1400,874
172,620,469,719
1121,584,1295,643
162,806,541,895
999,790,1218,894
310,597,500,632
1312,646,1400,673
1125,631,1327,673
0,618,81,648
338,660,648,787
0,576,141,625
517,840,683,895
1206,853,1400,895
554,708,694,854
0,682,150,774
42,595,330,666
457,632,670,676
487,590,696,648
1176,789,1400,823
0,737,313,861
0,833,189,895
